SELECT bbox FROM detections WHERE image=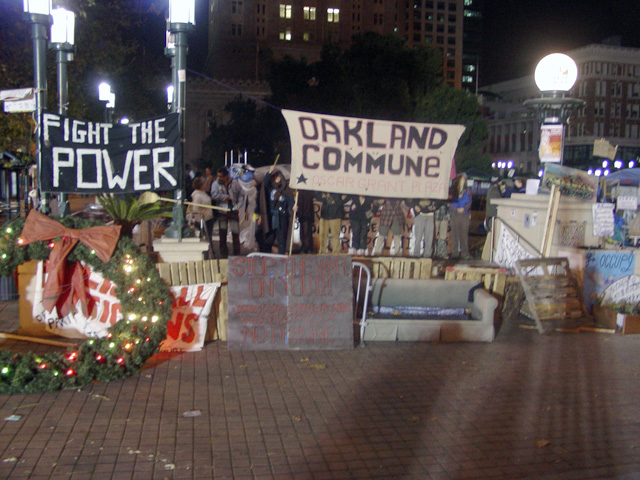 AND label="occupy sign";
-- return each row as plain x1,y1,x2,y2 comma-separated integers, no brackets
40,112,181,194
282,109,465,199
